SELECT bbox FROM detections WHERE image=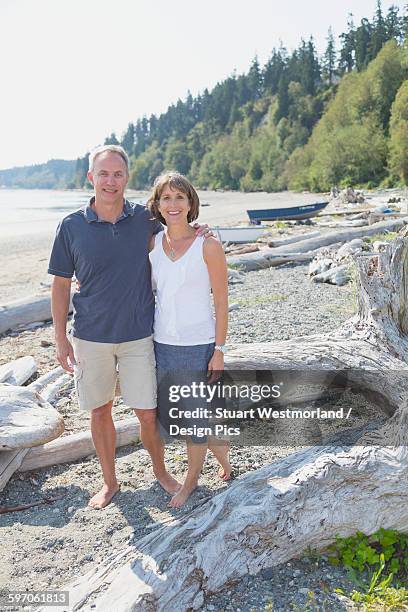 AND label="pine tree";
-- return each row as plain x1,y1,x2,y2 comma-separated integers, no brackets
120,123,135,155
247,56,263,100
355,18,372,71
104,132,119,145
263,48,286,94
323,27,336,85
369,0,387,61
385,5,402,40
339,13,355,73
